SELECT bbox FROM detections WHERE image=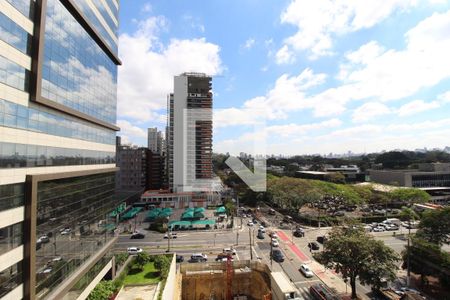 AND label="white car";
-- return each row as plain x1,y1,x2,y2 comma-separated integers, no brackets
247,221,254,226
127,247,143,255
258,227,266,233
300,264,314,278
164,232,177,239
373,227,385,232
270,232,279,239
223,247,237,255
271,239,279,247
60,229,71,235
